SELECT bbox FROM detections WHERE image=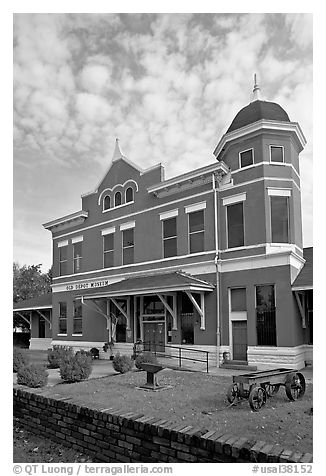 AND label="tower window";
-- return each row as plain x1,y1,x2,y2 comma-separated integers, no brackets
271,196,289,243
227,202,244,248
125,187,134,203
239,148,254,168
270,146,284,163
114,191,122,207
